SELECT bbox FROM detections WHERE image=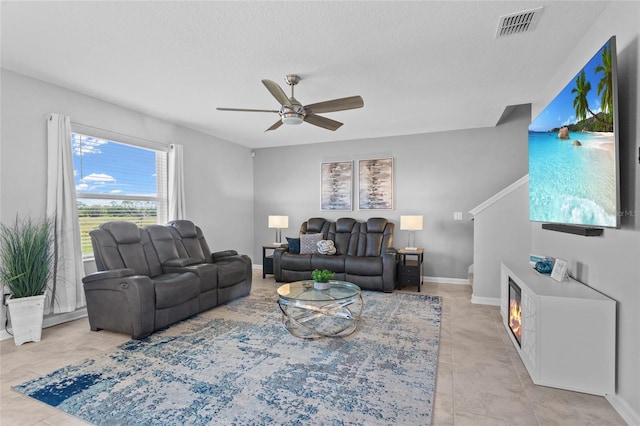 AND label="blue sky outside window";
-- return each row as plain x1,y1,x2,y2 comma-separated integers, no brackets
72,133,158,198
